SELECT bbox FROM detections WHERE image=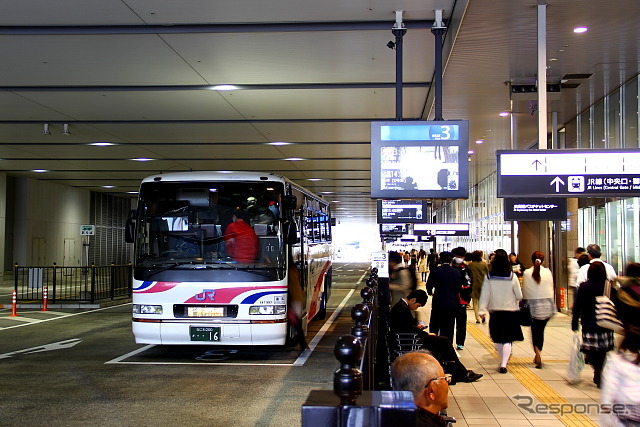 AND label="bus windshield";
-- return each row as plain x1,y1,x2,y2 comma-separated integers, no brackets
133,180,285,282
